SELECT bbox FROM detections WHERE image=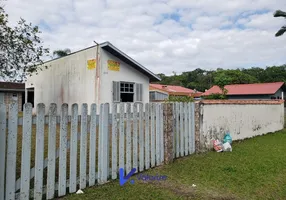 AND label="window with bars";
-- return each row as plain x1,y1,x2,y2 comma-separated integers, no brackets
113,81,143,102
